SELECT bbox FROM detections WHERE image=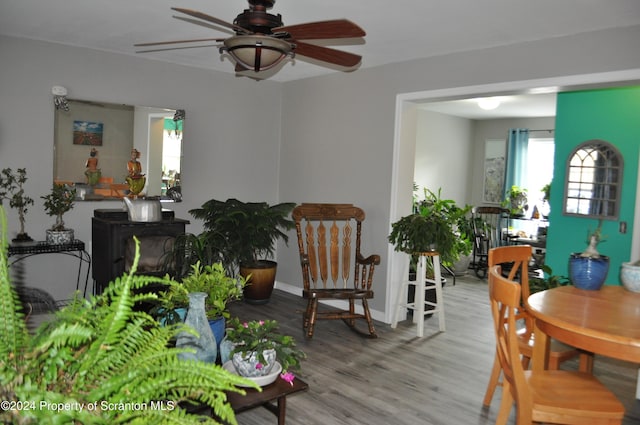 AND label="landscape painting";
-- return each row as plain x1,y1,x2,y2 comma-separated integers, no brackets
73,120,103,146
